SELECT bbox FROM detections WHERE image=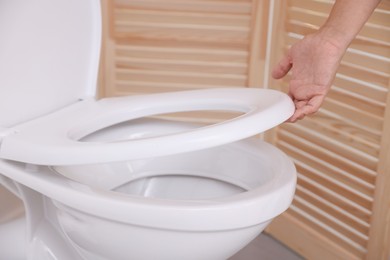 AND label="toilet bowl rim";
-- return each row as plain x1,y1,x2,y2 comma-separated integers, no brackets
0,143,296,231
